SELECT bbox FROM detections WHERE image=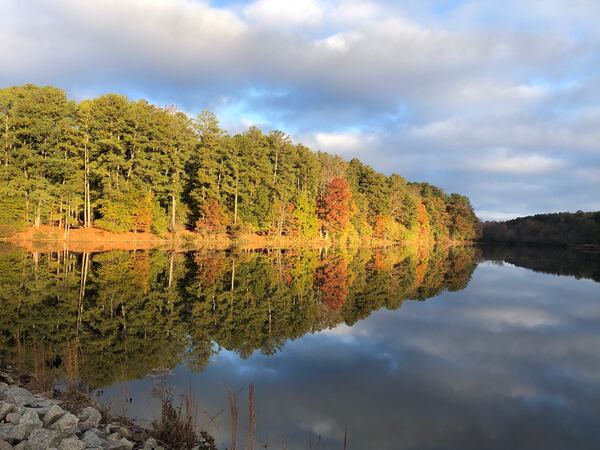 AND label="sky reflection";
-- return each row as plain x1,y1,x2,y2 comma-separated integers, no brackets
102,259,600,450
